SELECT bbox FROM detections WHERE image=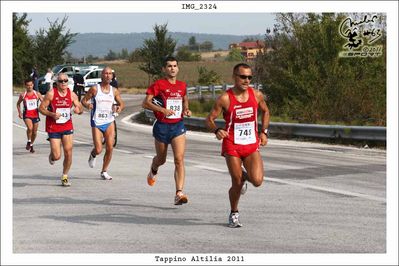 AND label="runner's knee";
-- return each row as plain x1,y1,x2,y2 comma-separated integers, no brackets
174,156,184,167
251,174,263,187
